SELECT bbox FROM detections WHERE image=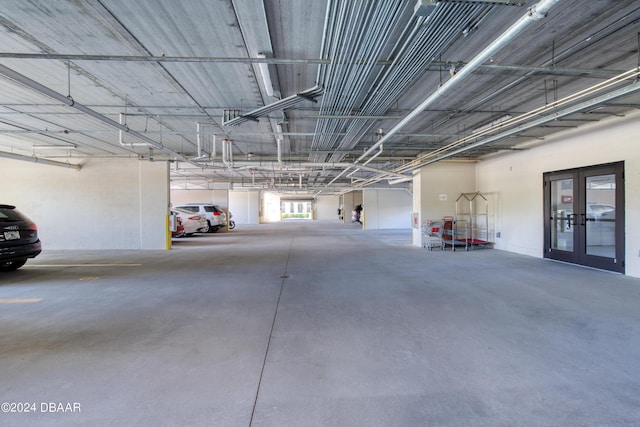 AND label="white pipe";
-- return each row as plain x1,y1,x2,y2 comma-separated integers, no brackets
355,0,561,164
0,64,204,166
119,113,146,147
362,144,383,166
196,122,202,157
211,134,216,160
221,138,227,166
418,74,640,167
177,160,408,180
222,138,233,169
347,143,383,178
0,150,82,170
276,123,283,166
276,138,283,166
